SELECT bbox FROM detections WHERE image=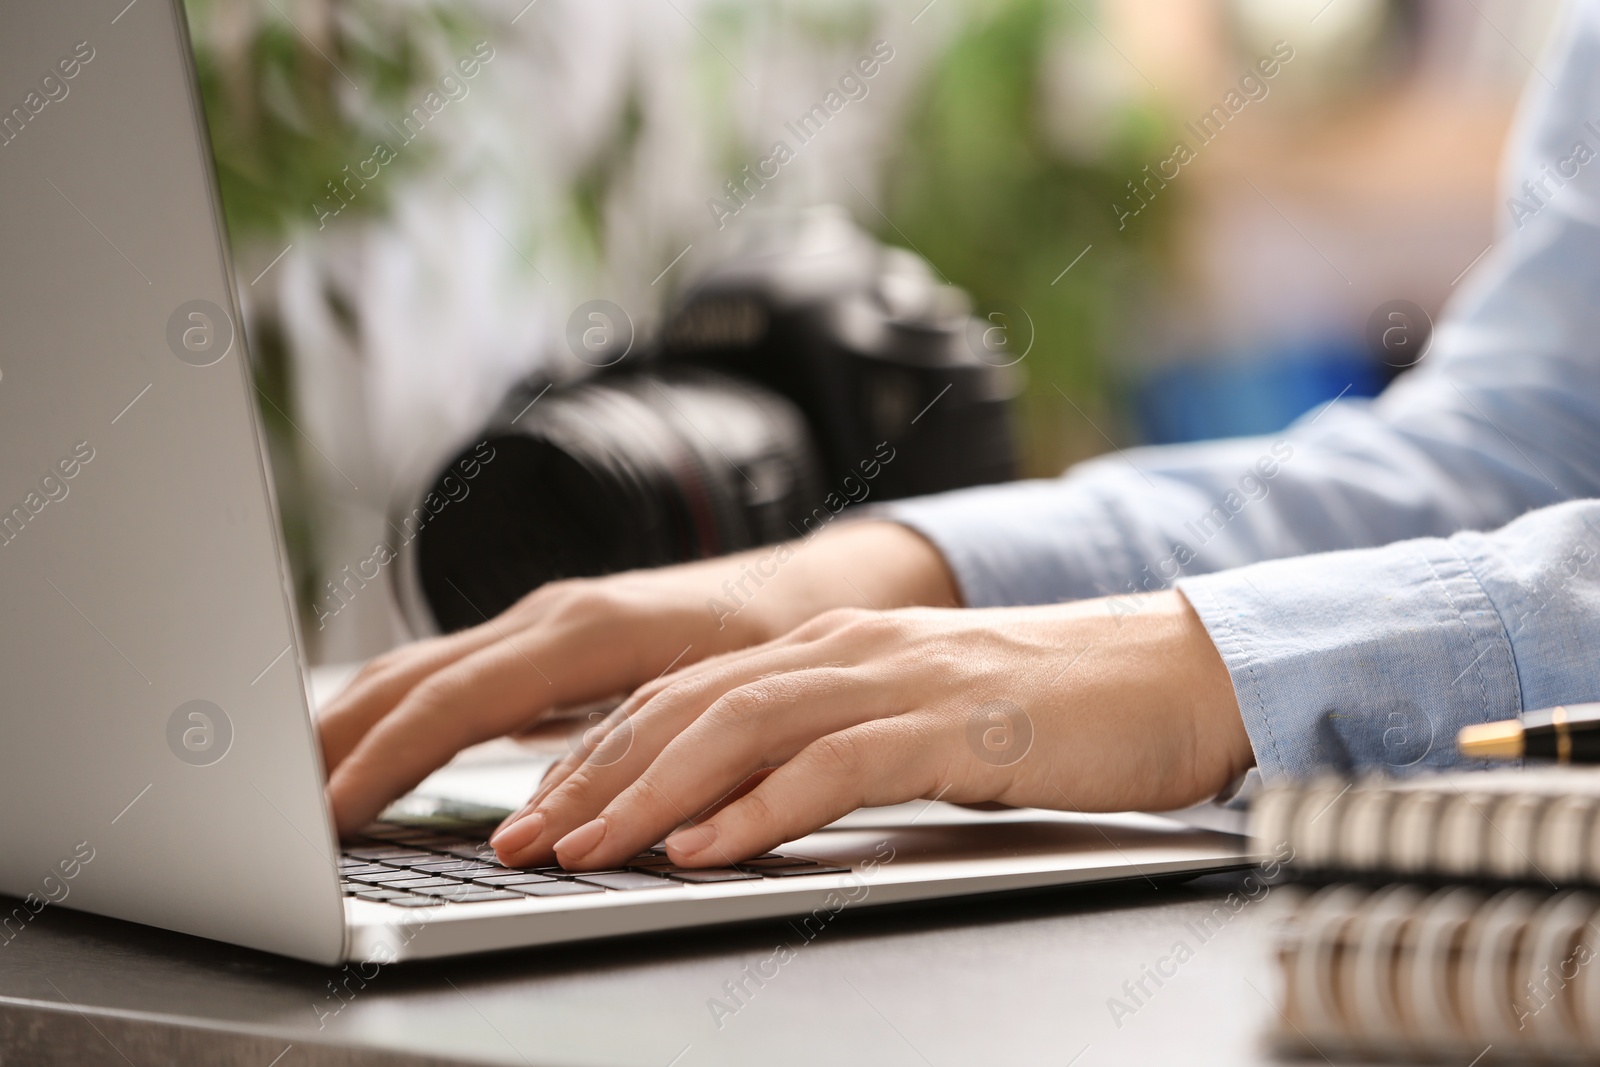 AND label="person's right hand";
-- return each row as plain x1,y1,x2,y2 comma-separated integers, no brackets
318,520,959,836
